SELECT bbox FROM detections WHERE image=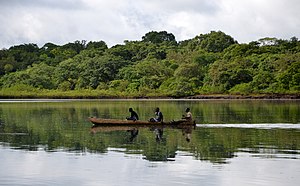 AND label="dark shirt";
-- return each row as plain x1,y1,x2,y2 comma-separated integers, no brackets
130,111,139,120
155,111,163,122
